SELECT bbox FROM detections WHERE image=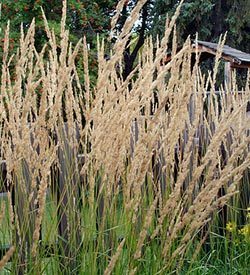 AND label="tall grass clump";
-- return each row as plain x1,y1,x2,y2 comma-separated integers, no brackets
0,0,249,274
